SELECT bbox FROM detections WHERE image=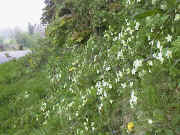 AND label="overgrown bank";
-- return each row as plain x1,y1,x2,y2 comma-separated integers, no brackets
1,0,180,135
